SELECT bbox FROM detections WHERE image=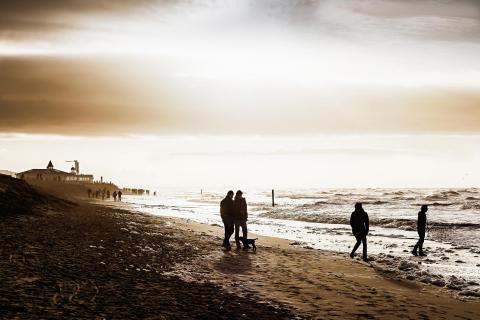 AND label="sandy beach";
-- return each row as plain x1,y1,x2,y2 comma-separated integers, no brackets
1,181,479,320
